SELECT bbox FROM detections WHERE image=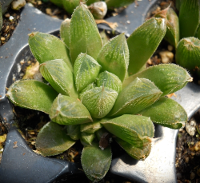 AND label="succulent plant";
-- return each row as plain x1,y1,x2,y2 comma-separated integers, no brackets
7,3,191,182
49,0,134,19
155,0,200,79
